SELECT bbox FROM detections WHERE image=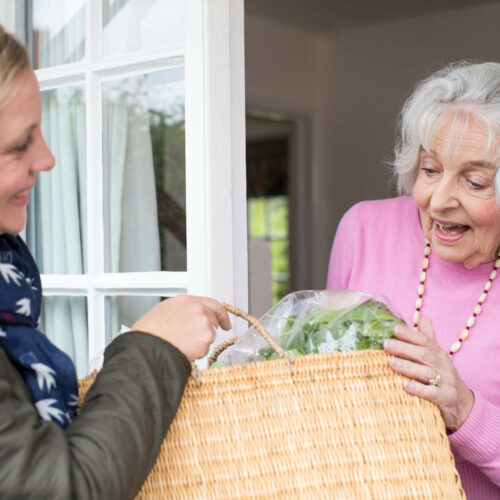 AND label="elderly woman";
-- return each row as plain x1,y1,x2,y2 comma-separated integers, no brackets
0,26,231,498
327,61,500,499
